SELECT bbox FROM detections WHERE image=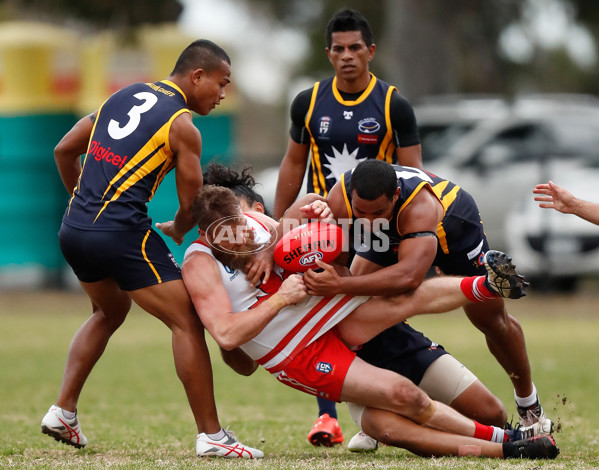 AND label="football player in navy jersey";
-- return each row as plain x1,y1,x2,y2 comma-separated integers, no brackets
274,8,423,447
304,159,553,450
273,8,422,220
42,39,263,458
